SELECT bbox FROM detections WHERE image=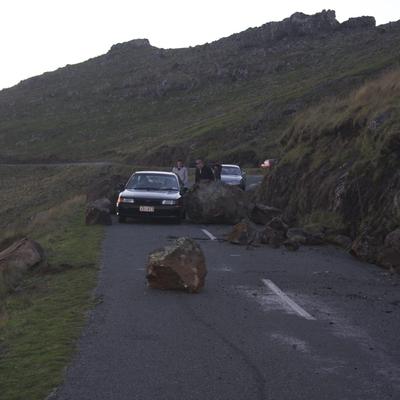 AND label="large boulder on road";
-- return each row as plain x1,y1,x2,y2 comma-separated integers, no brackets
0,238,46,299
185,181,247,224
146,238,207,293
85,198,112,225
